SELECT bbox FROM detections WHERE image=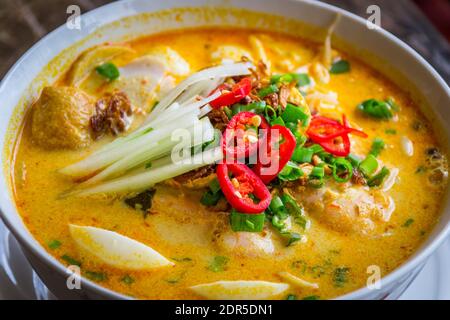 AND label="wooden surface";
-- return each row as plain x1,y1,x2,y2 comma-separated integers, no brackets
1,0,449,83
